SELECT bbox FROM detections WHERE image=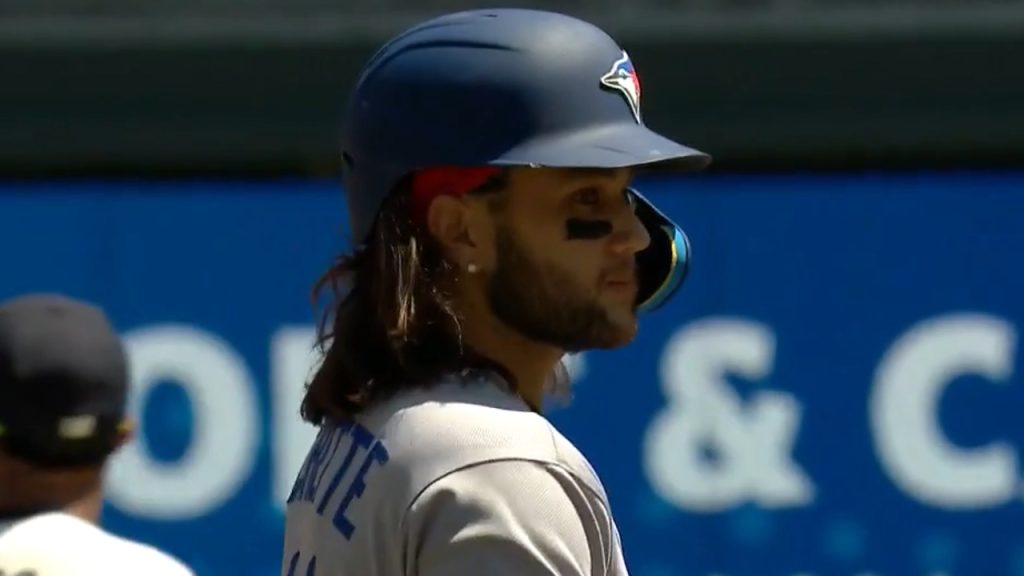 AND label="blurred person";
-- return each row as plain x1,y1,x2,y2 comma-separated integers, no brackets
282,8,710,576
0,294,194,576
